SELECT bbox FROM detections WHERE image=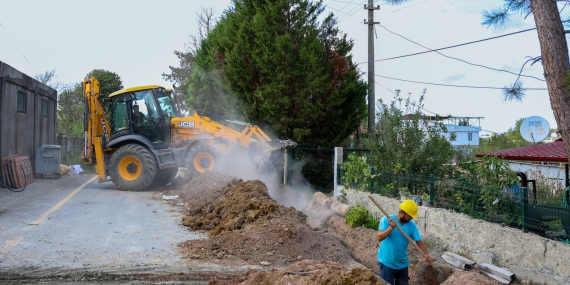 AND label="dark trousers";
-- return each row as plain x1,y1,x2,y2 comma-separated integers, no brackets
379,262,409,285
